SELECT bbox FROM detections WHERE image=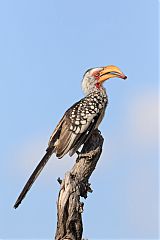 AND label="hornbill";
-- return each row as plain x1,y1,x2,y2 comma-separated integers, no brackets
14,65,127,209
